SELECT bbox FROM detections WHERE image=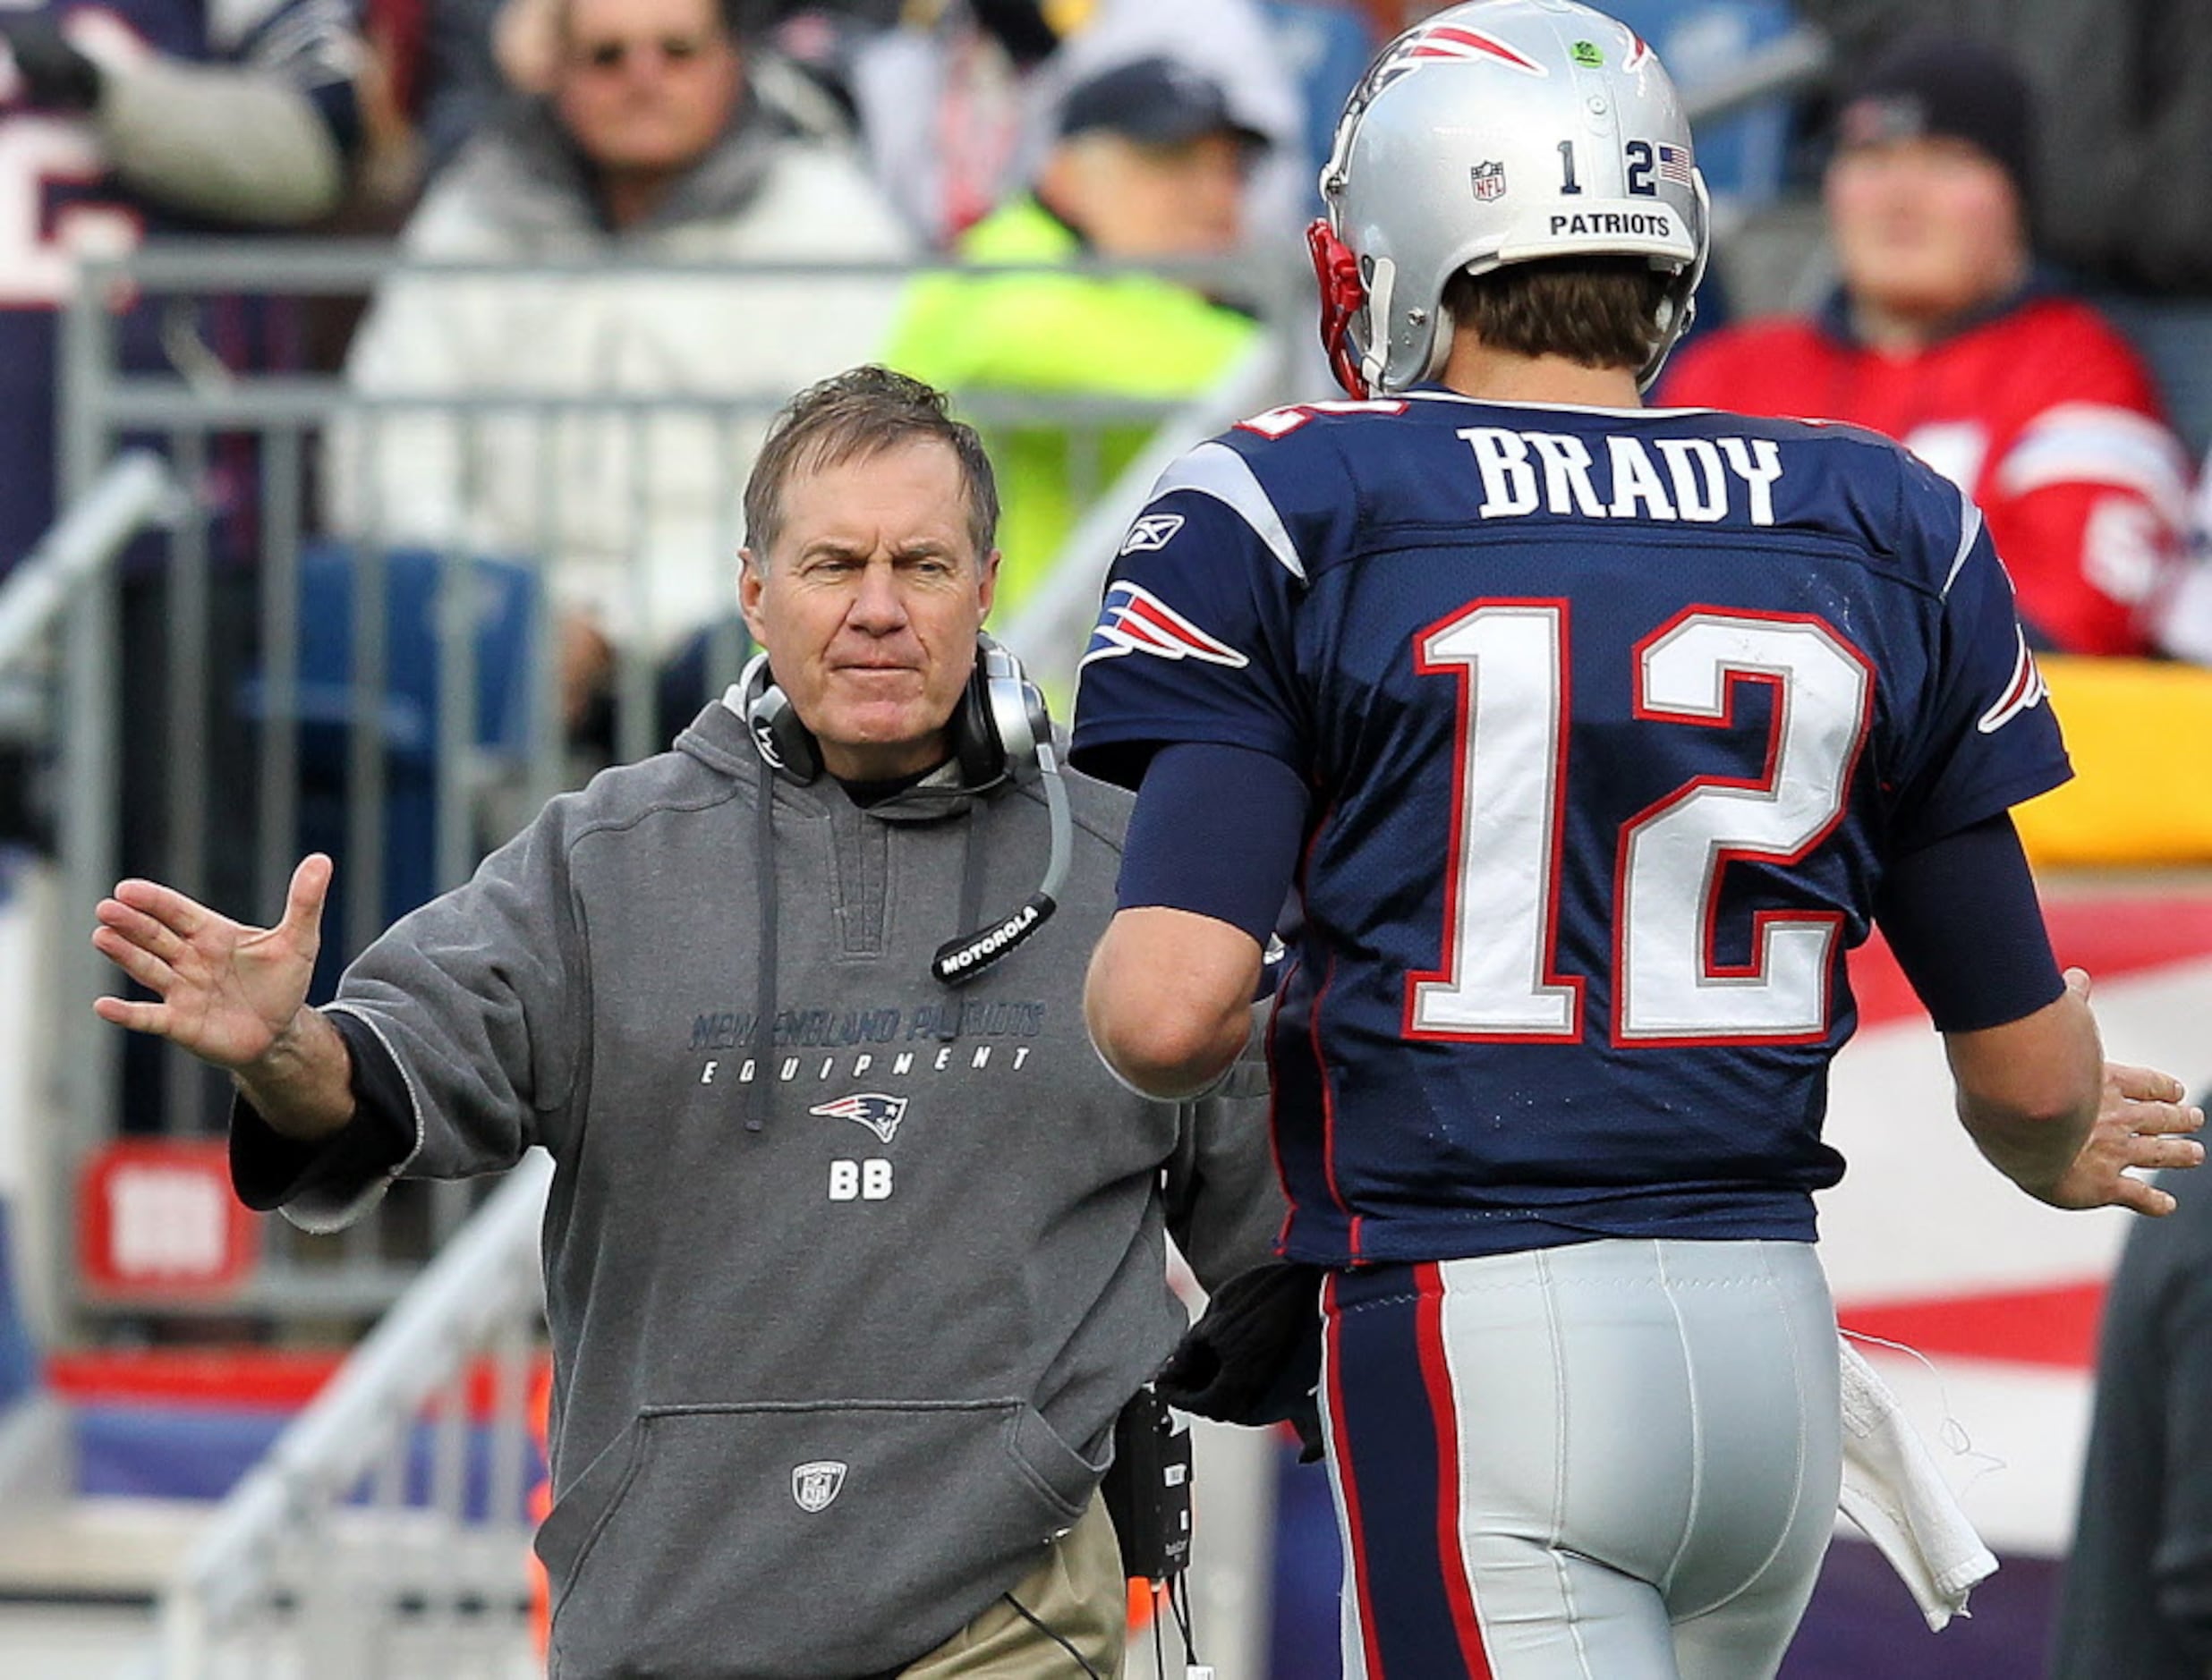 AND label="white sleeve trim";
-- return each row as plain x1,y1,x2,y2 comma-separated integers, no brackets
1994,402,2191,523
1152,442,1306,581
1941,487,1985,598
